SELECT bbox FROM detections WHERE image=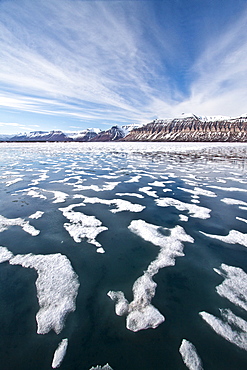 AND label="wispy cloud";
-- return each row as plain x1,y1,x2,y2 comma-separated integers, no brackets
0,0,247,133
